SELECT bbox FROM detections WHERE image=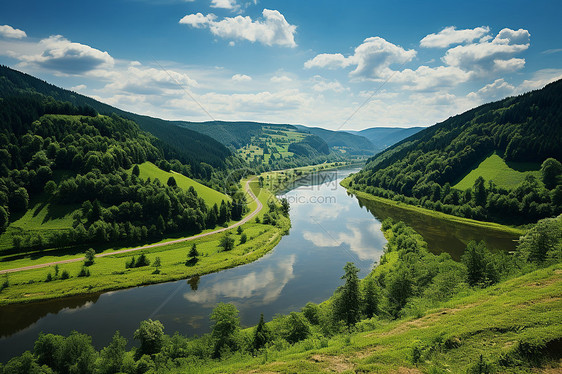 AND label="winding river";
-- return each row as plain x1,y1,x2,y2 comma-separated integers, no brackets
0,168,519,362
